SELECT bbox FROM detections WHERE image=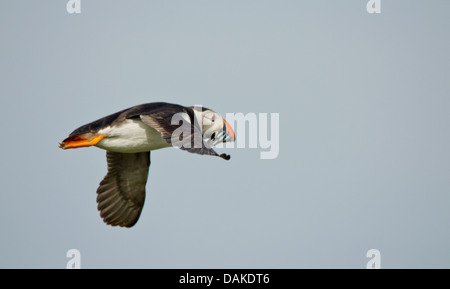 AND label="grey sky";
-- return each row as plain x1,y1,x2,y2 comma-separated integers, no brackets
1,1,449,268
